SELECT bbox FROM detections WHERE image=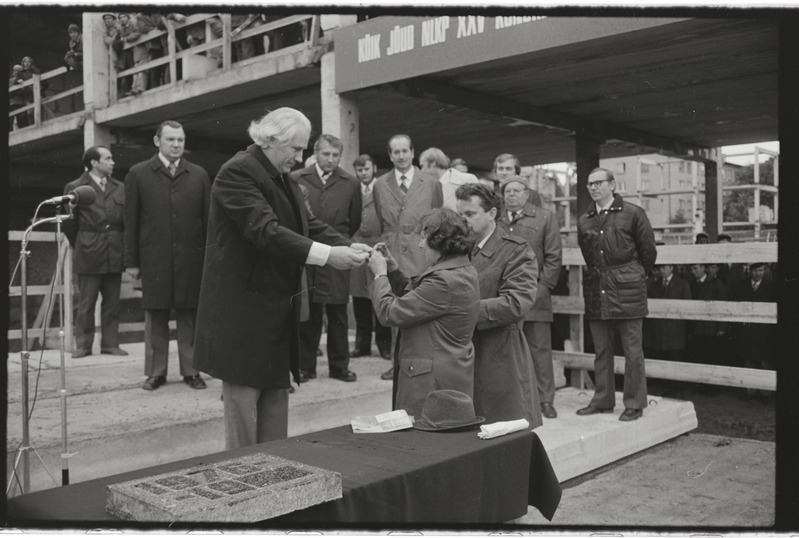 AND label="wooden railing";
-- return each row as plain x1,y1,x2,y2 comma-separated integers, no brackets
109,13,319,103
8,67,85,131
7,231,74,348
552,241,778,392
